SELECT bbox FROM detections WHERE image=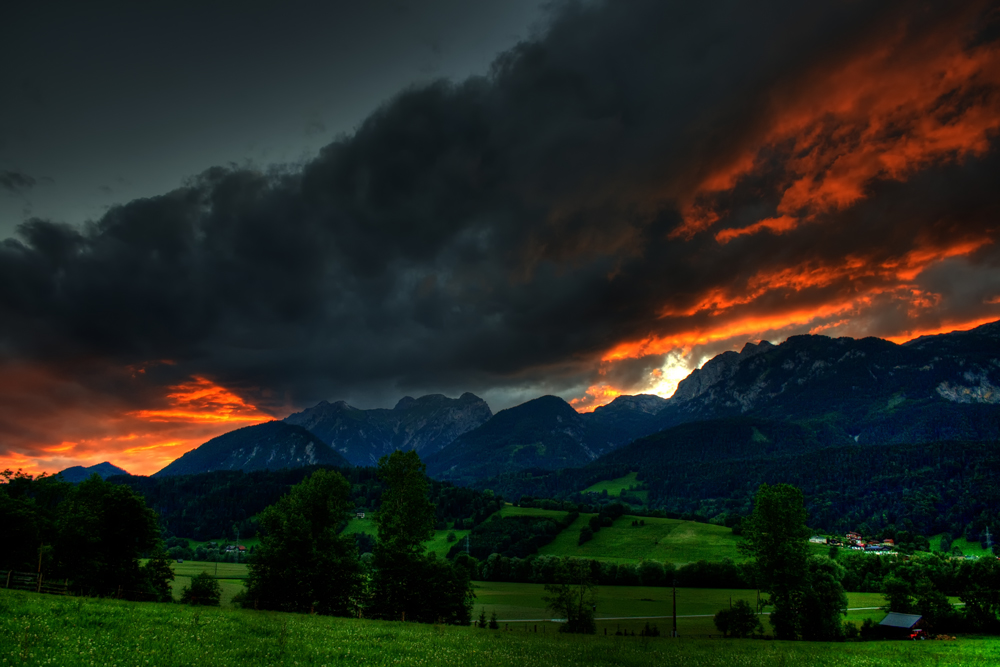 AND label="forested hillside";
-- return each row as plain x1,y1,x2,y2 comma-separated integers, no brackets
484,418,1000,543
111,466,502,540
